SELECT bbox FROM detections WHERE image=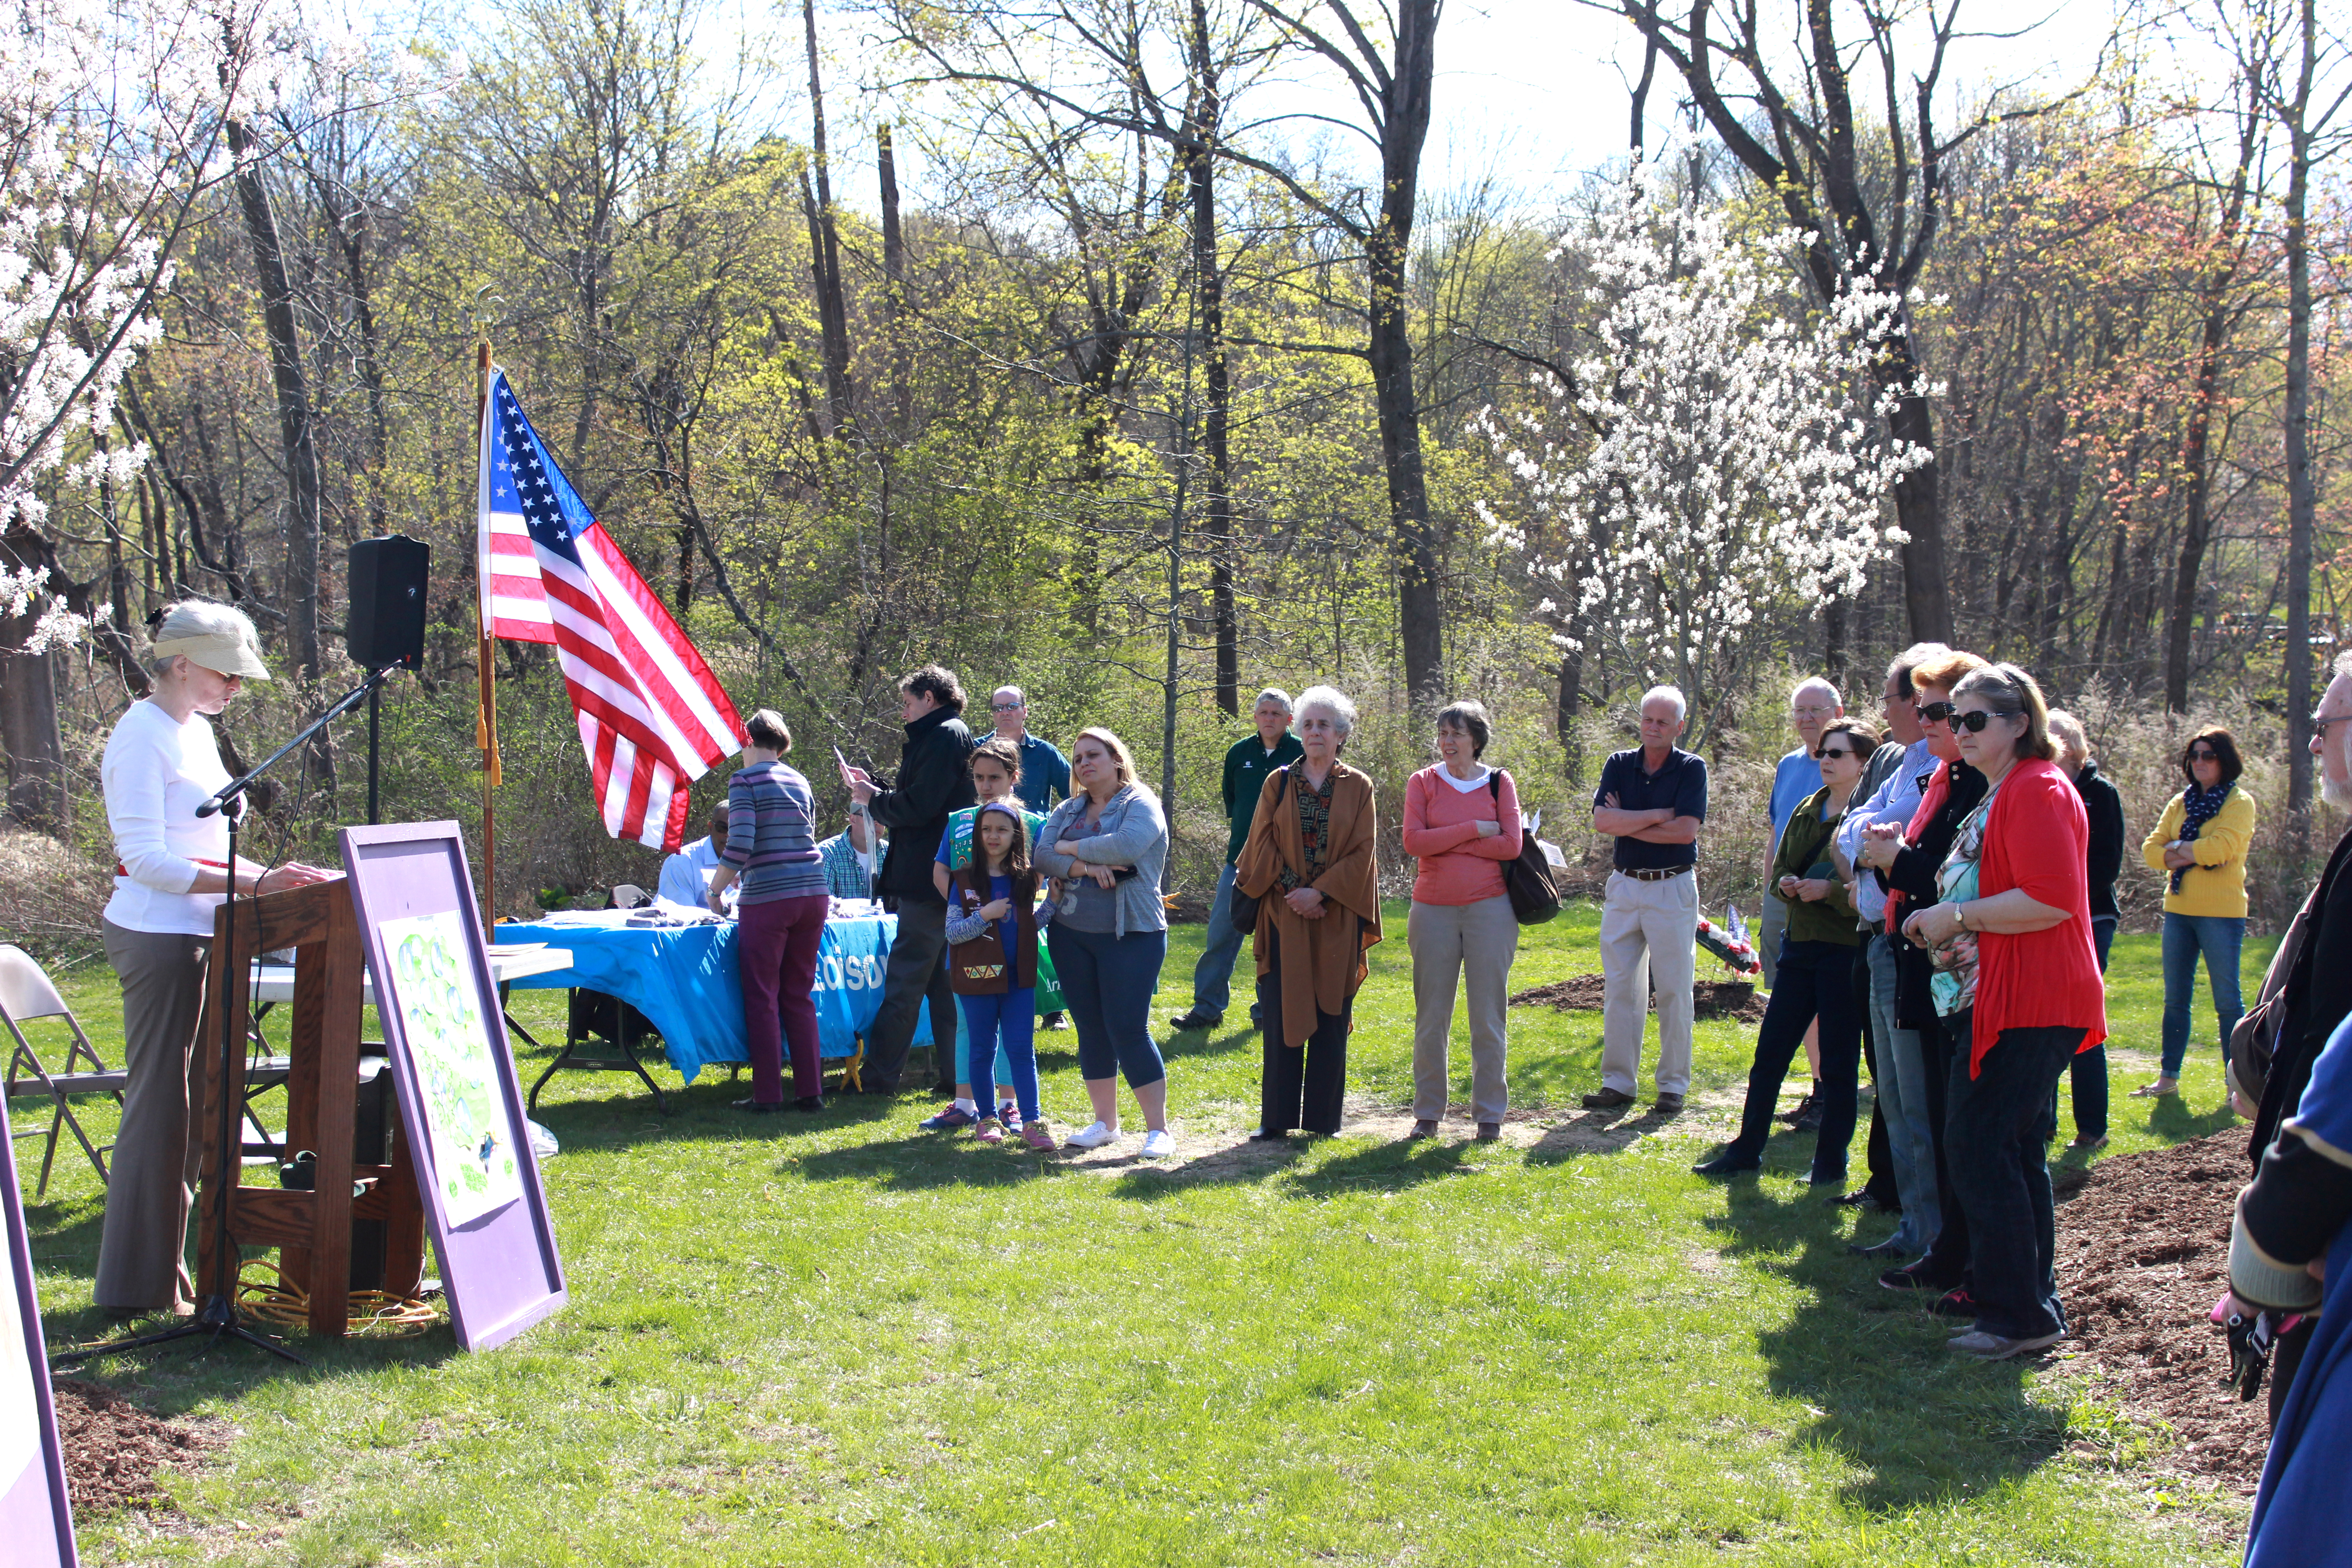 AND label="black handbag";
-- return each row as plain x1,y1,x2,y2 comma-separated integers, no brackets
1227,768,1294,936
1488,770,1562,925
